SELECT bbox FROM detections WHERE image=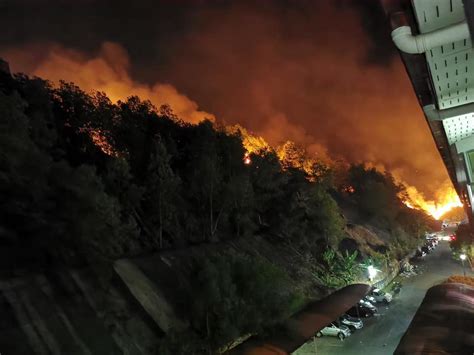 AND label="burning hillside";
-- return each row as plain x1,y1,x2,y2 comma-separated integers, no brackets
403,184,463,220
229,124,462,219
0,17,463,221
